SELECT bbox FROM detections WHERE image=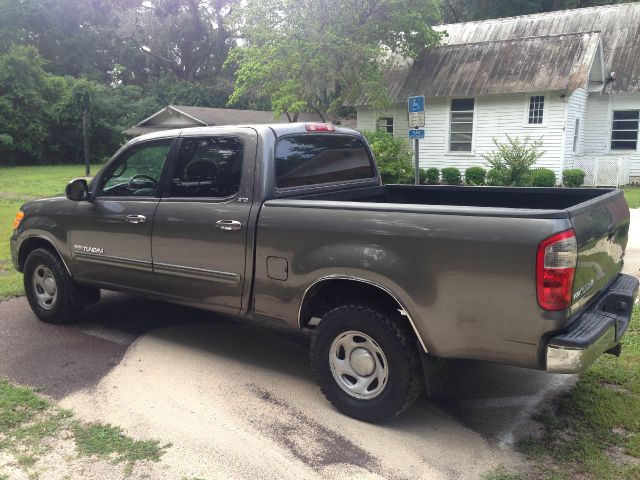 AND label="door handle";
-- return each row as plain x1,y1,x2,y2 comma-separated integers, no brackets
126,214,147,224
215,220,242,231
